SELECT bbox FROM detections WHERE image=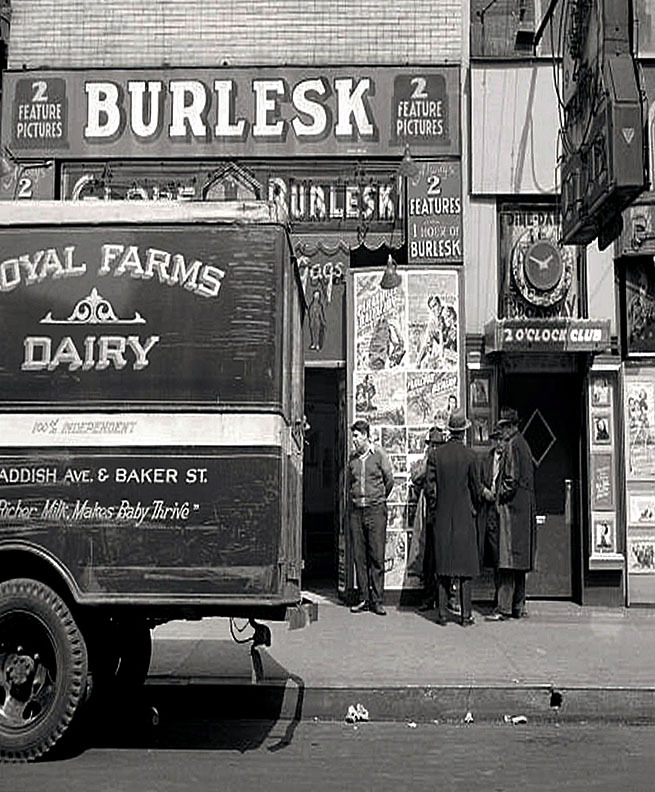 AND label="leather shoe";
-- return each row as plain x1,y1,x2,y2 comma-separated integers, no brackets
460,615,475,627
350,601,369,613
485,611,509,622
370,603,387,616
435,615,448,626
512,609,528,619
